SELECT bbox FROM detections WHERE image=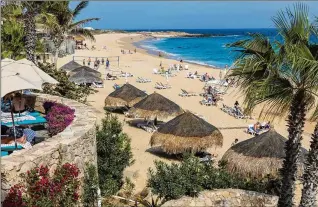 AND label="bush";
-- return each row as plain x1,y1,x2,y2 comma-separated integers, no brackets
45,102,75,136
3,163,80,207
82,164,99,207
38,63,95,103
147,155,279,201
97,113,134,196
